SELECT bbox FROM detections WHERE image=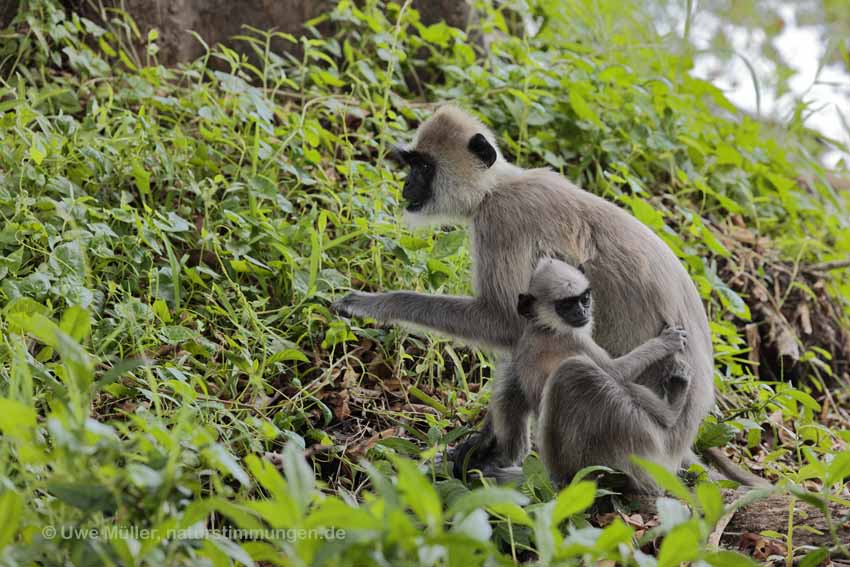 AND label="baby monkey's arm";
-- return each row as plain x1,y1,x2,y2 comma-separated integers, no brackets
610,325,688,383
